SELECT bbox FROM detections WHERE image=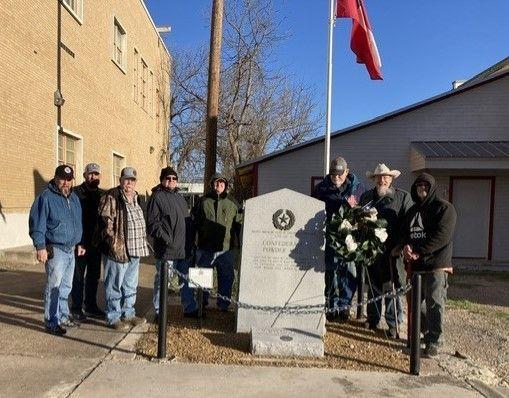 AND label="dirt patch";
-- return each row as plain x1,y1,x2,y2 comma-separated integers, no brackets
136,306,432,373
